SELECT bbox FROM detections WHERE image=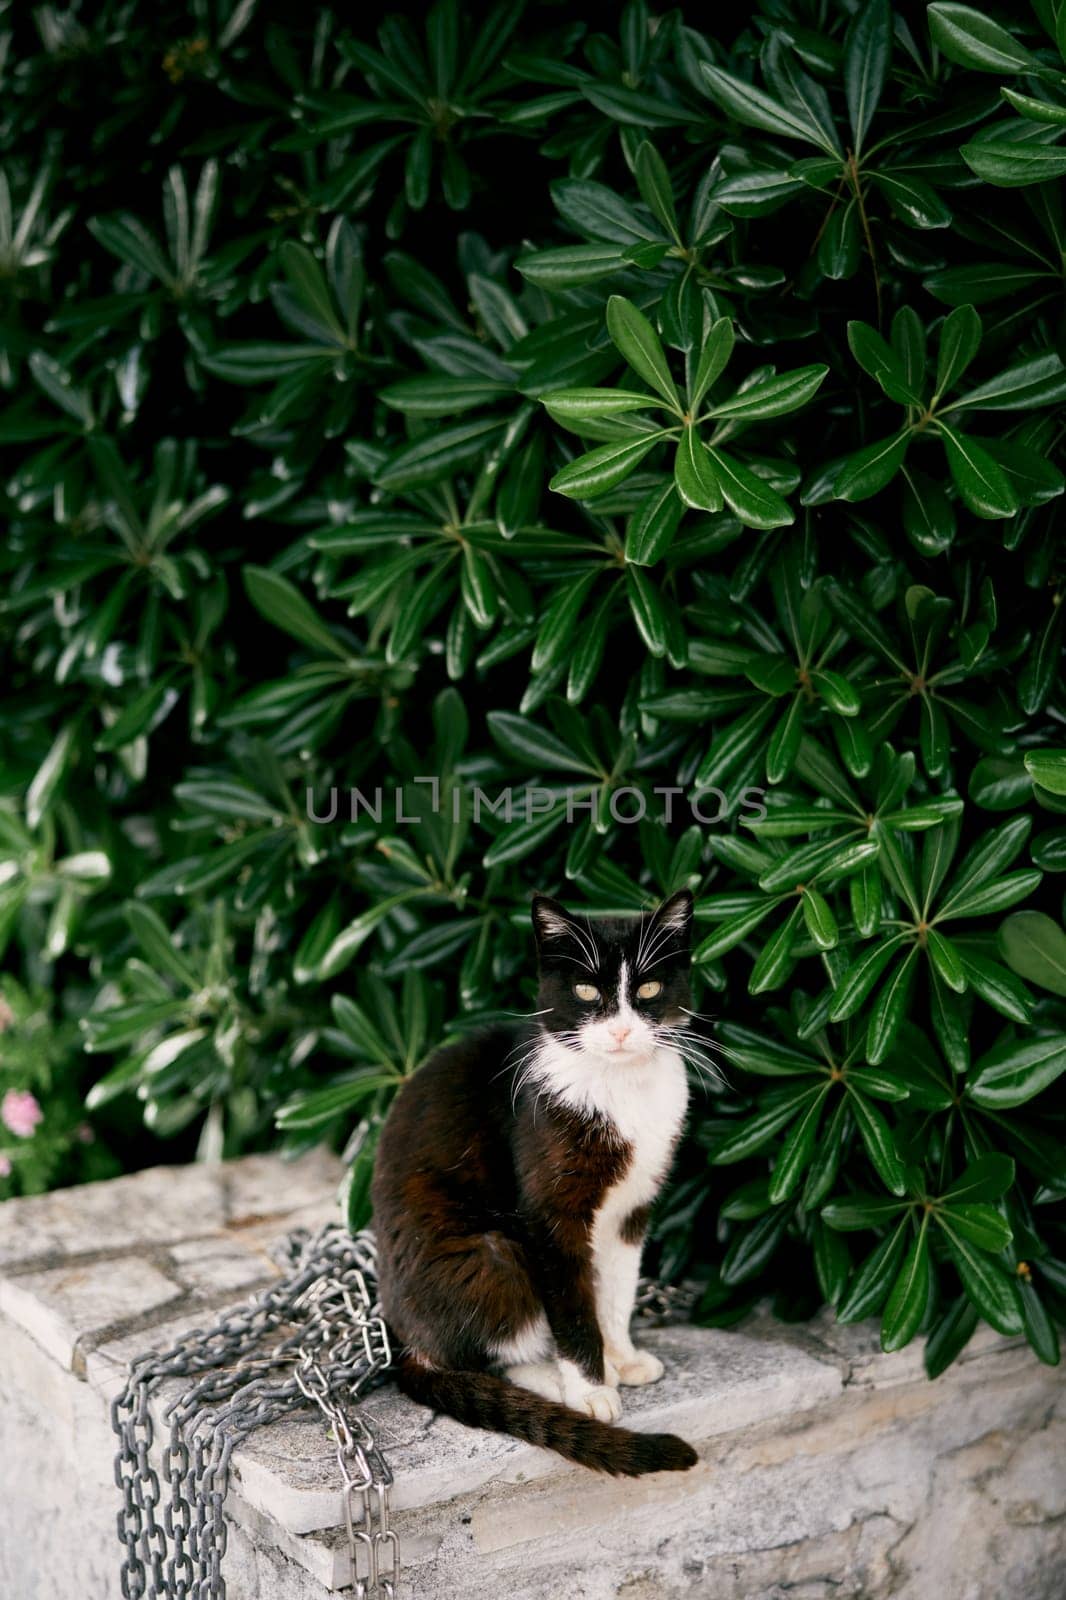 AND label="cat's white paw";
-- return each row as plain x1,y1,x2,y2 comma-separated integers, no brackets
603,1352,621,1388
606,1347,664,1387
504,1361,565,1402
575,1383,623,1422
